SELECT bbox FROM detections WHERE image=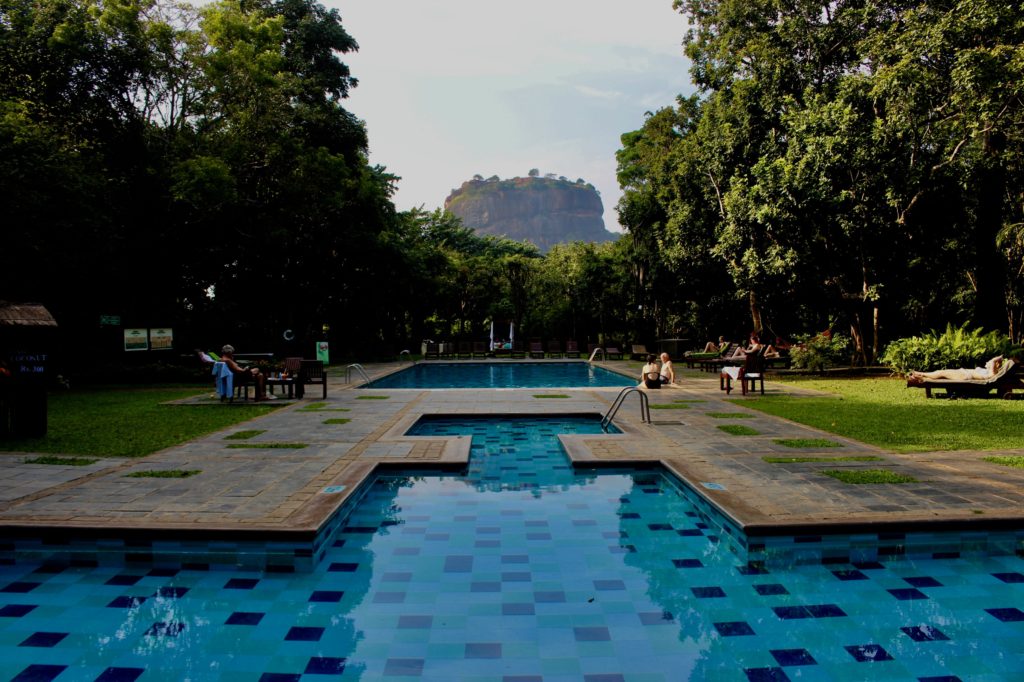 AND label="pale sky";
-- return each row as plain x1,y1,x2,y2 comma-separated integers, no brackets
334,1,696,232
